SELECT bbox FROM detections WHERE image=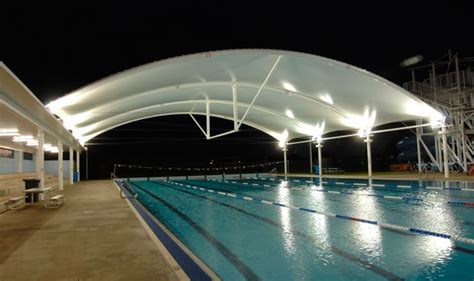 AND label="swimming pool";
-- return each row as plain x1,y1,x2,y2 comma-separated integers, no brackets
125,176,474,280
